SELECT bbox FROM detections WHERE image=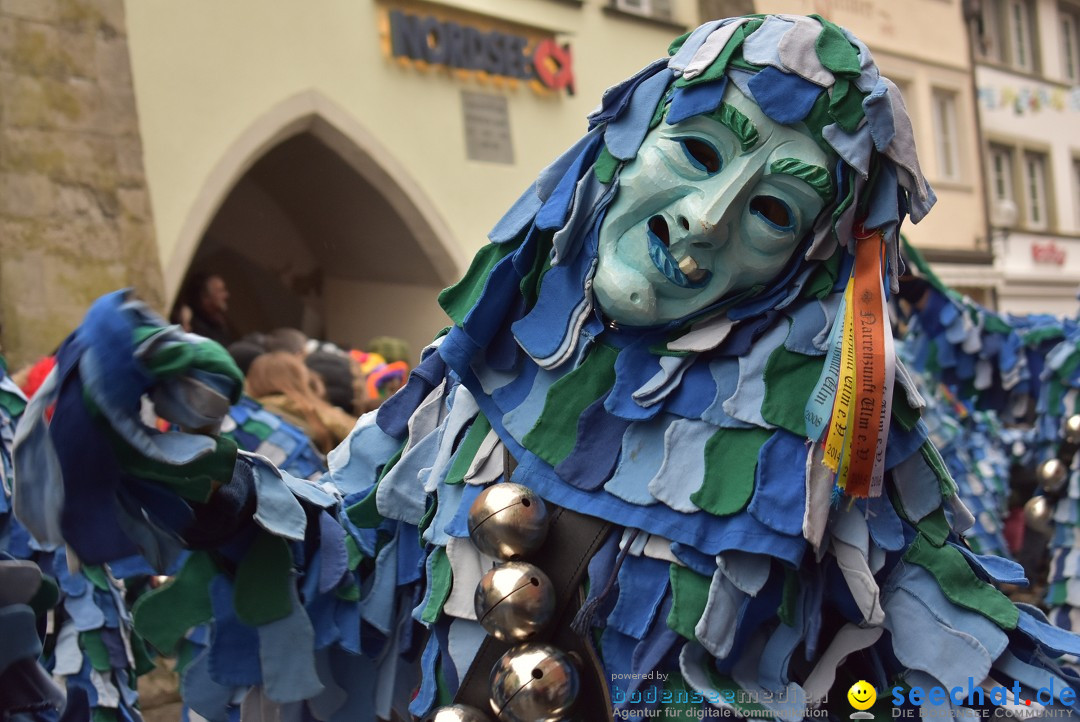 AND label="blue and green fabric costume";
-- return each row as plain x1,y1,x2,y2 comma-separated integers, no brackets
12,15,1080,722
